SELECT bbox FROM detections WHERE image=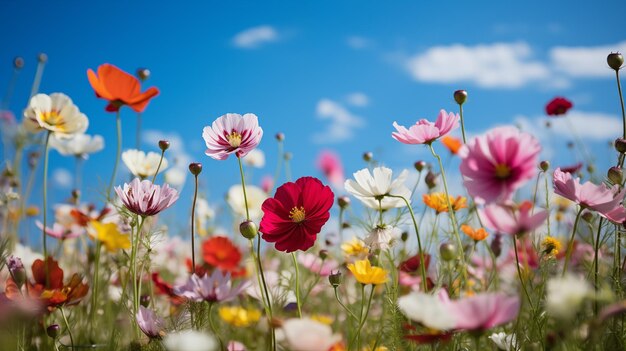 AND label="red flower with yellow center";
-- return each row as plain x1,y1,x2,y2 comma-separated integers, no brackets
260,177,334,252
87,64,159,113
